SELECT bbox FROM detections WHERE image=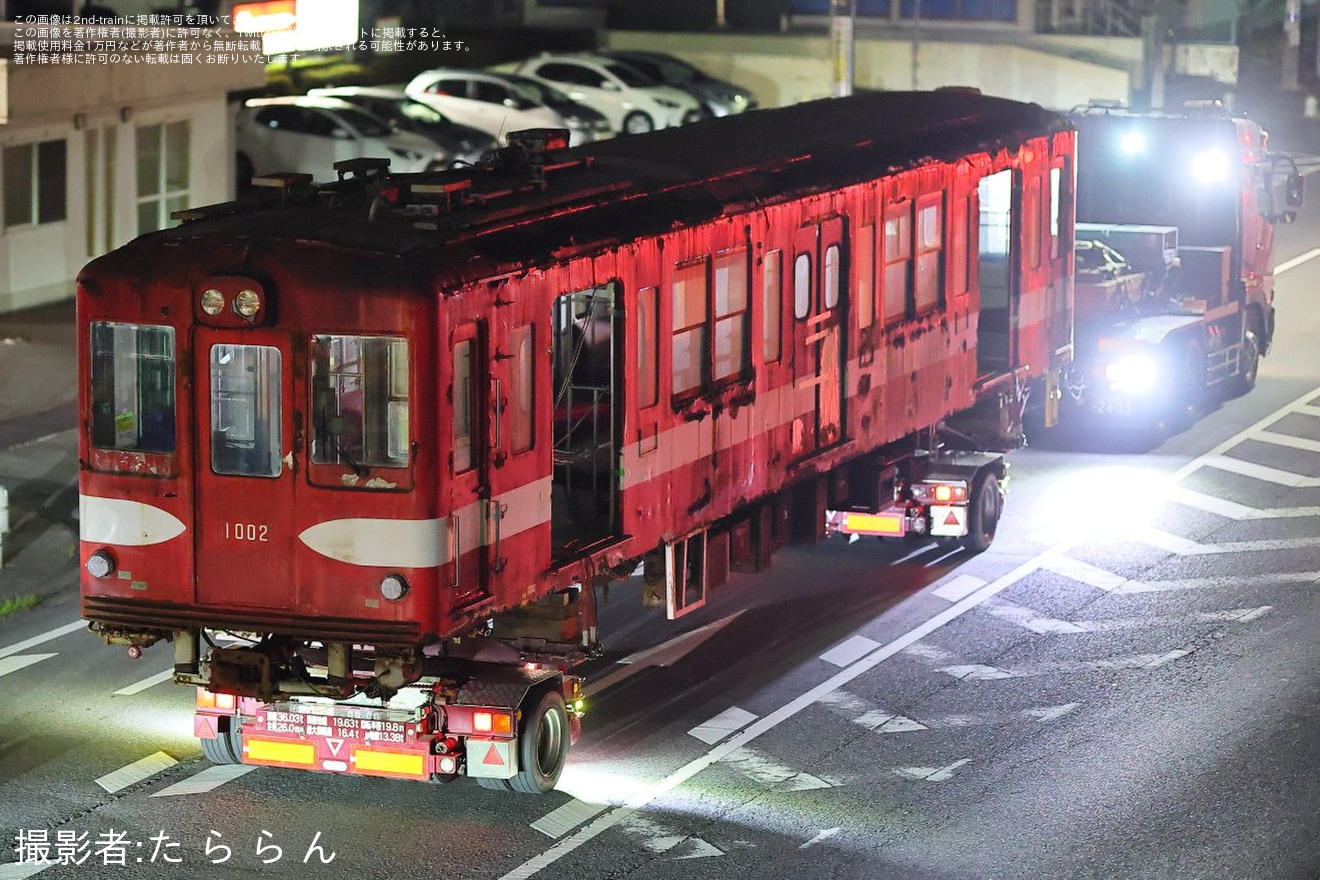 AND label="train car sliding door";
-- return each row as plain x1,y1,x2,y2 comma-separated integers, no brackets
193,327,296,608
791,217,846,457
449,321,492,608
